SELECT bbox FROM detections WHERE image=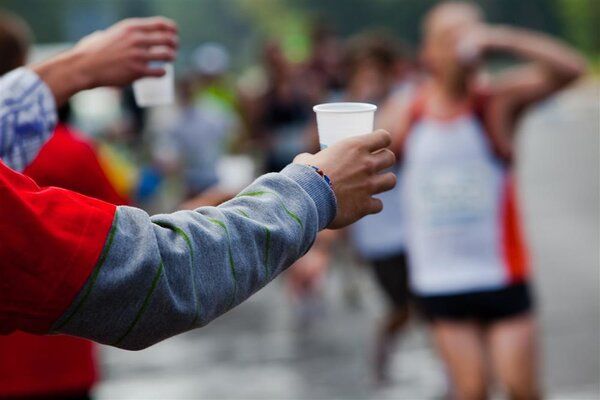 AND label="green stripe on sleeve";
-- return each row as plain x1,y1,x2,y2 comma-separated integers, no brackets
208,217,238,307
236,190,303,228
154,220,201,327
236,209,271,279
114,261,164,346
54,212,119,331
264,226,271,279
